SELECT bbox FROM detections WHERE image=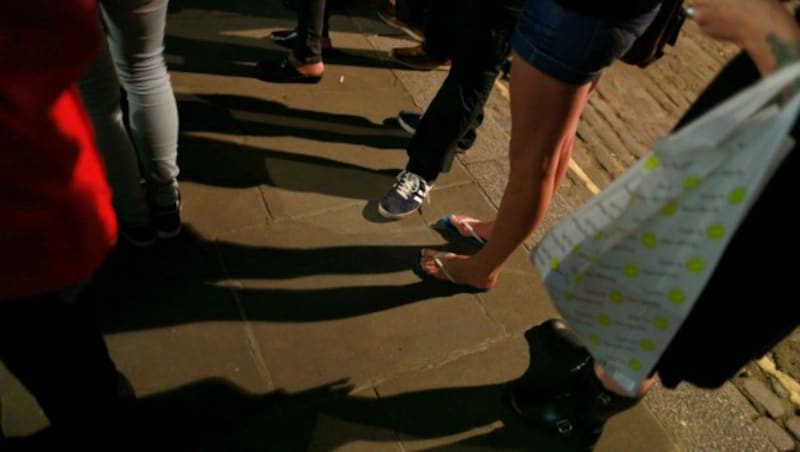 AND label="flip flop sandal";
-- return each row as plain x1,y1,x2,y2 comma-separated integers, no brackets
414,251,490,293
256,57,322,84
442,215,486,248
